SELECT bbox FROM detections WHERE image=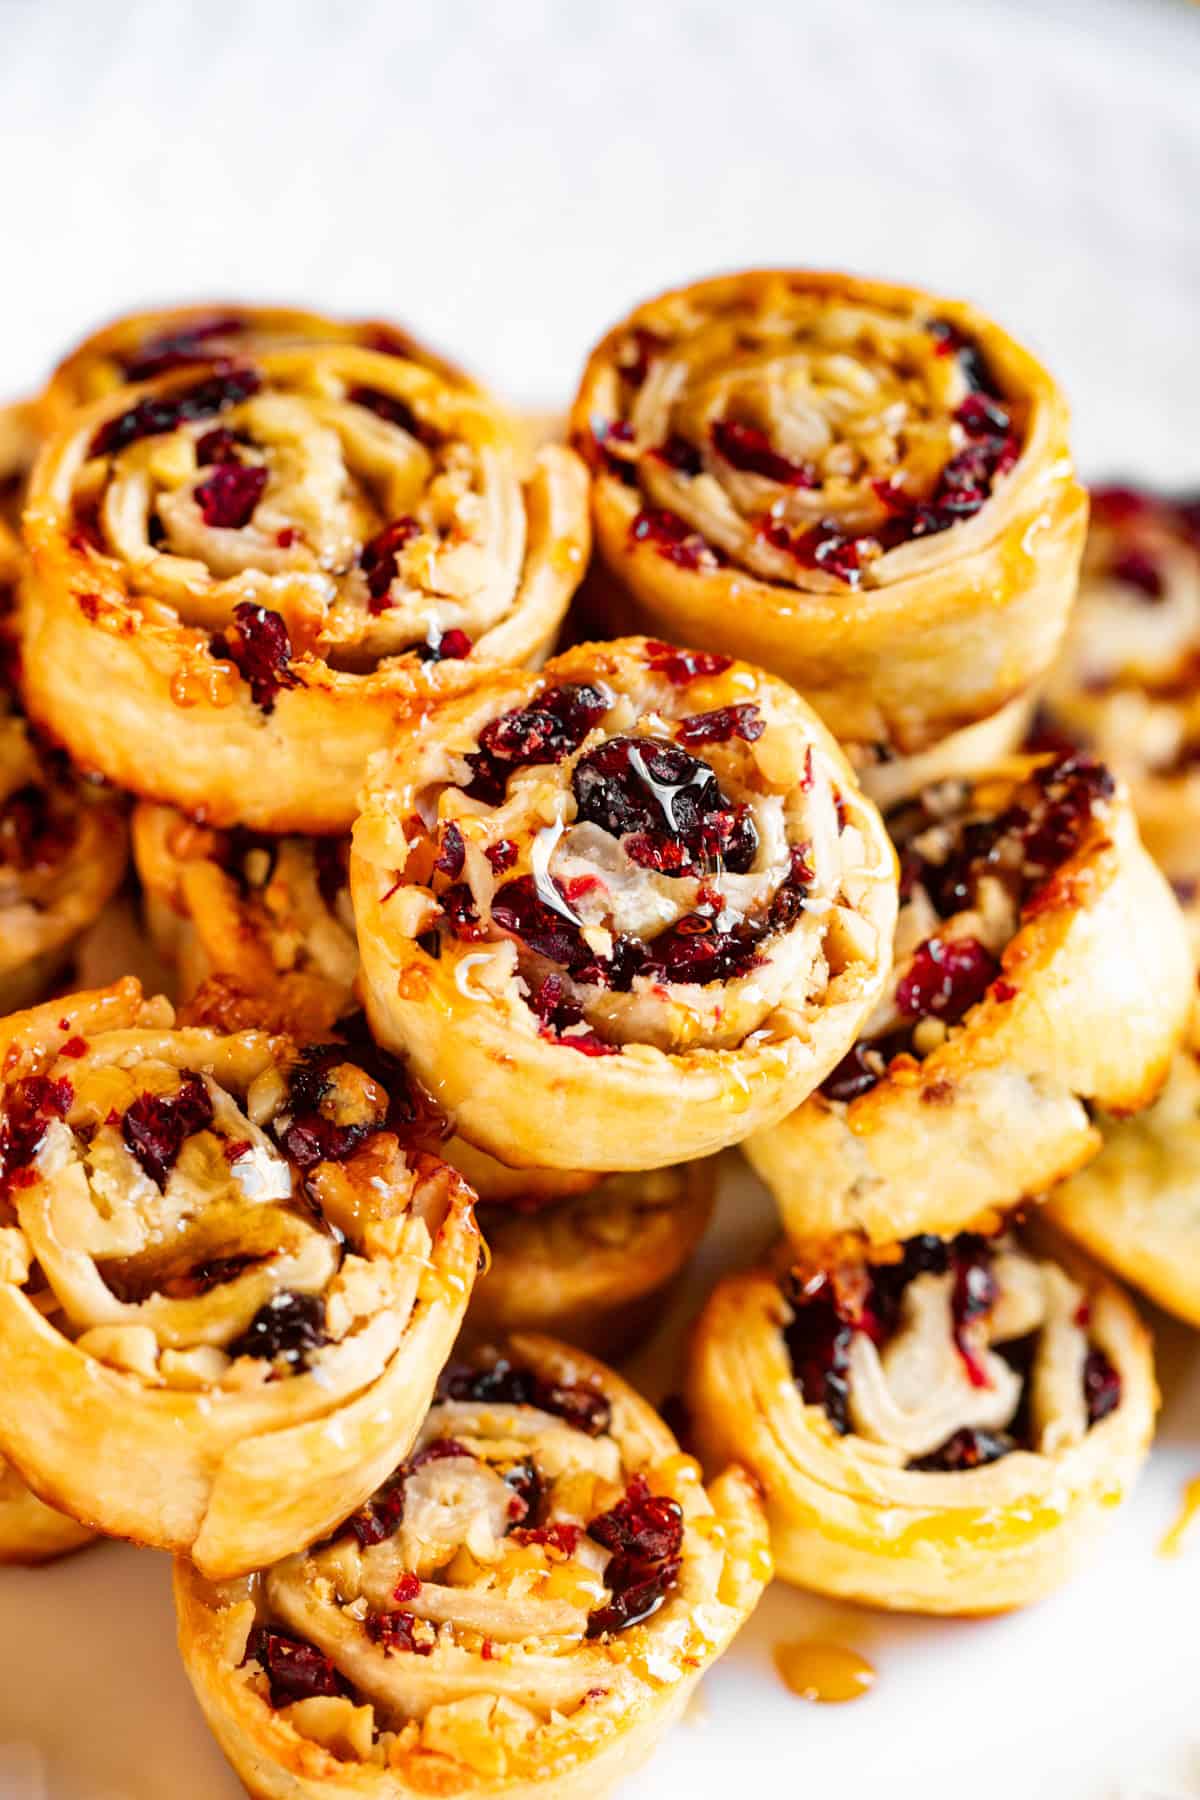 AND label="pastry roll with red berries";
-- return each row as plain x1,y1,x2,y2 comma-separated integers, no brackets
0,981,479,1577
1046,998,1200,1328
0,684,127,1014
447,1139,715,1357
747,752,1191,1251
688,1227,1154,1614
351,636,898,1172
1036,484,1200,948
21,345,589,832
37,302,472,432
133,802,357,1035
571,269,1086,754
174,1334,769,1800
